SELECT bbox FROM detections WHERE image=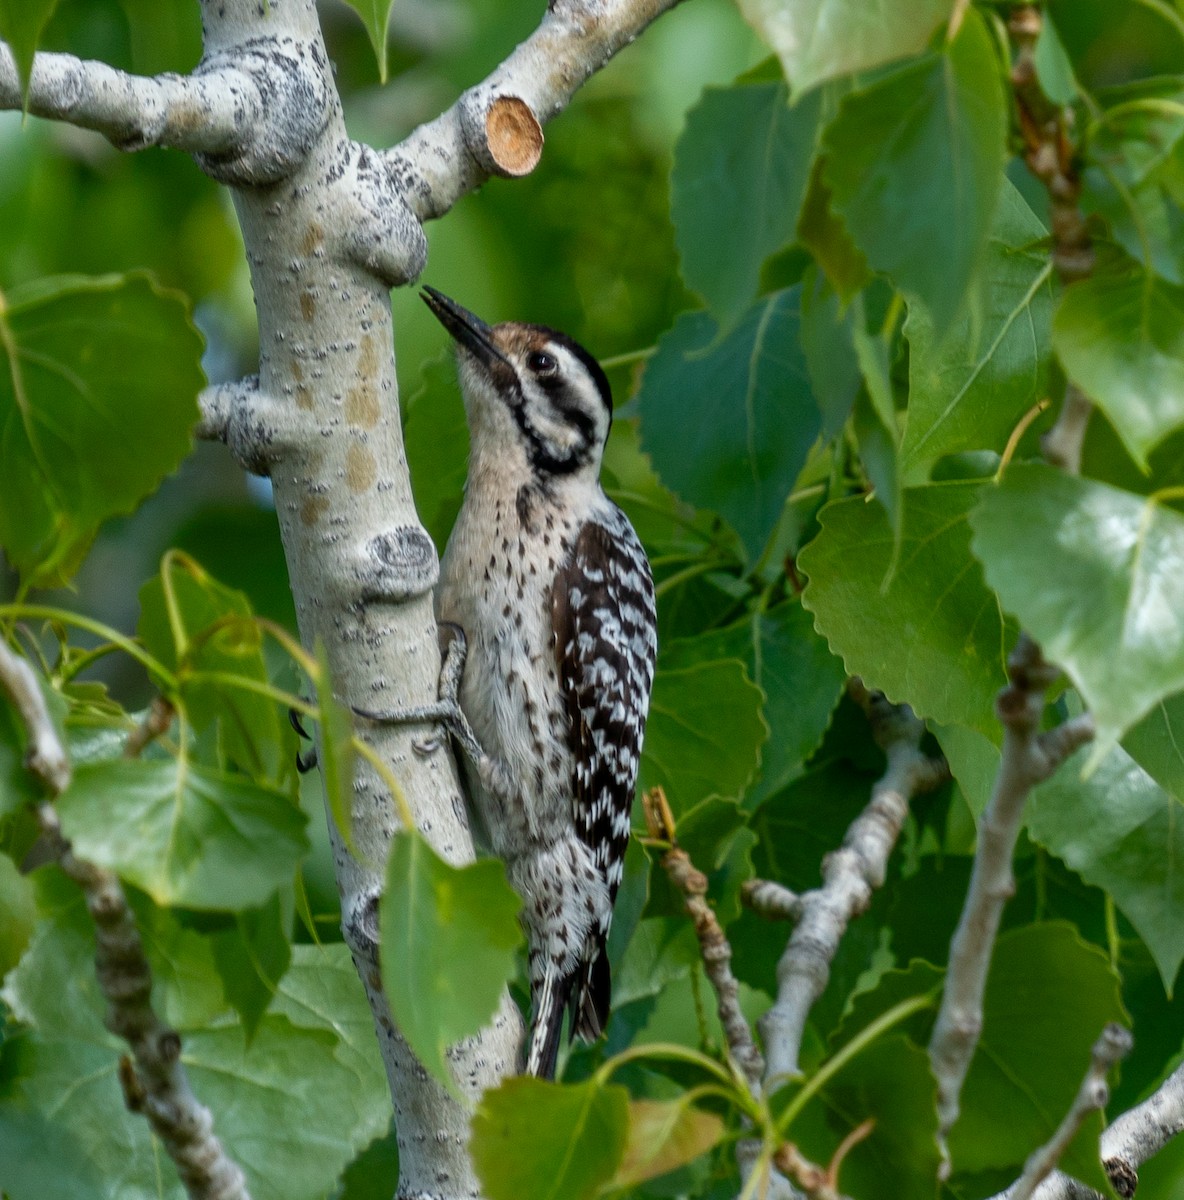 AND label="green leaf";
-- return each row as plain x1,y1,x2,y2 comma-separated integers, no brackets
0,922,388,1200
785,1036,941,1200
800,265,862,436
1053,268,1184,467
639,660,768,813
1081,98,1184,289
663,602,846,807
339,0,393,81
271,942,389,1115
56,758,309,909
672,81,821,329
1034,17,1079,106
210,893,292,1039
379,830,522,1092
901,179,1055,484
797,158,872,300
0,274,203,587
933,722,1000,816
138,555,287,786
1046,0,1184,92
0,853,37,980
950,923,1126,1194
971,466,1184,758
830,960,944,1048
313,639,356,852
404,352,468,551
822,11,1007,334
736,0,954,95
471,1075,629,1200
638,289,821,562
1031,744,1184,991
612,916,698,1007
611,1097,726,1188
647,796,756,926
0,0,60,101
751,761,884,891
1123,692,1184,804
800,482,1007,736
